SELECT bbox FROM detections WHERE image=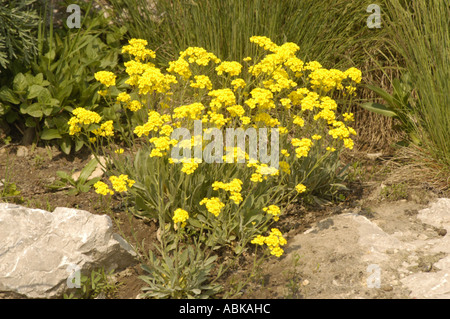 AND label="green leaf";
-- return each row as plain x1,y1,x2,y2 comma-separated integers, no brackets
59,136,72,154
13,73,28,93
74,138,84,152
27,84,46,100
21,103,43,118
36,88,52,105
0,86,20,104
365,84,395,107
360,102,398,118
78,158,99,184
0,102,11,116
41,128,62,140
